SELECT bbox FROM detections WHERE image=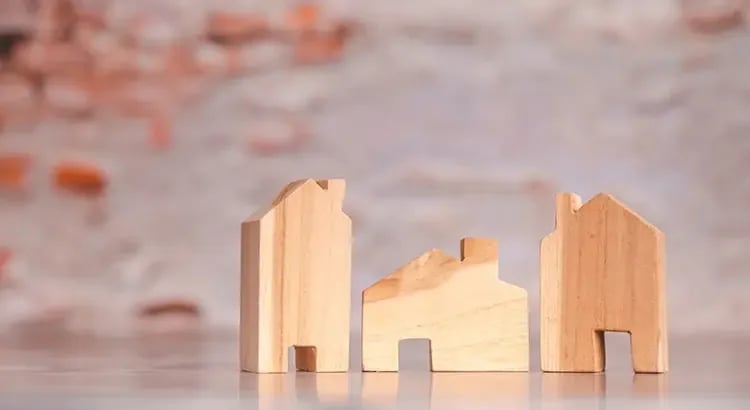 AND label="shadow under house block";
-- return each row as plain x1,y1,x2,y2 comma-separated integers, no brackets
540,193,667,373
362,238,529,372
240,179,352,373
